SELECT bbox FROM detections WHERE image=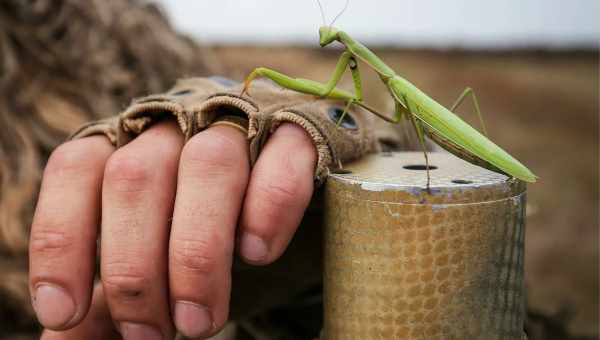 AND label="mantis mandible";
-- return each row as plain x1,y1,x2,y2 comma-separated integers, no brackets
241,2,537,187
